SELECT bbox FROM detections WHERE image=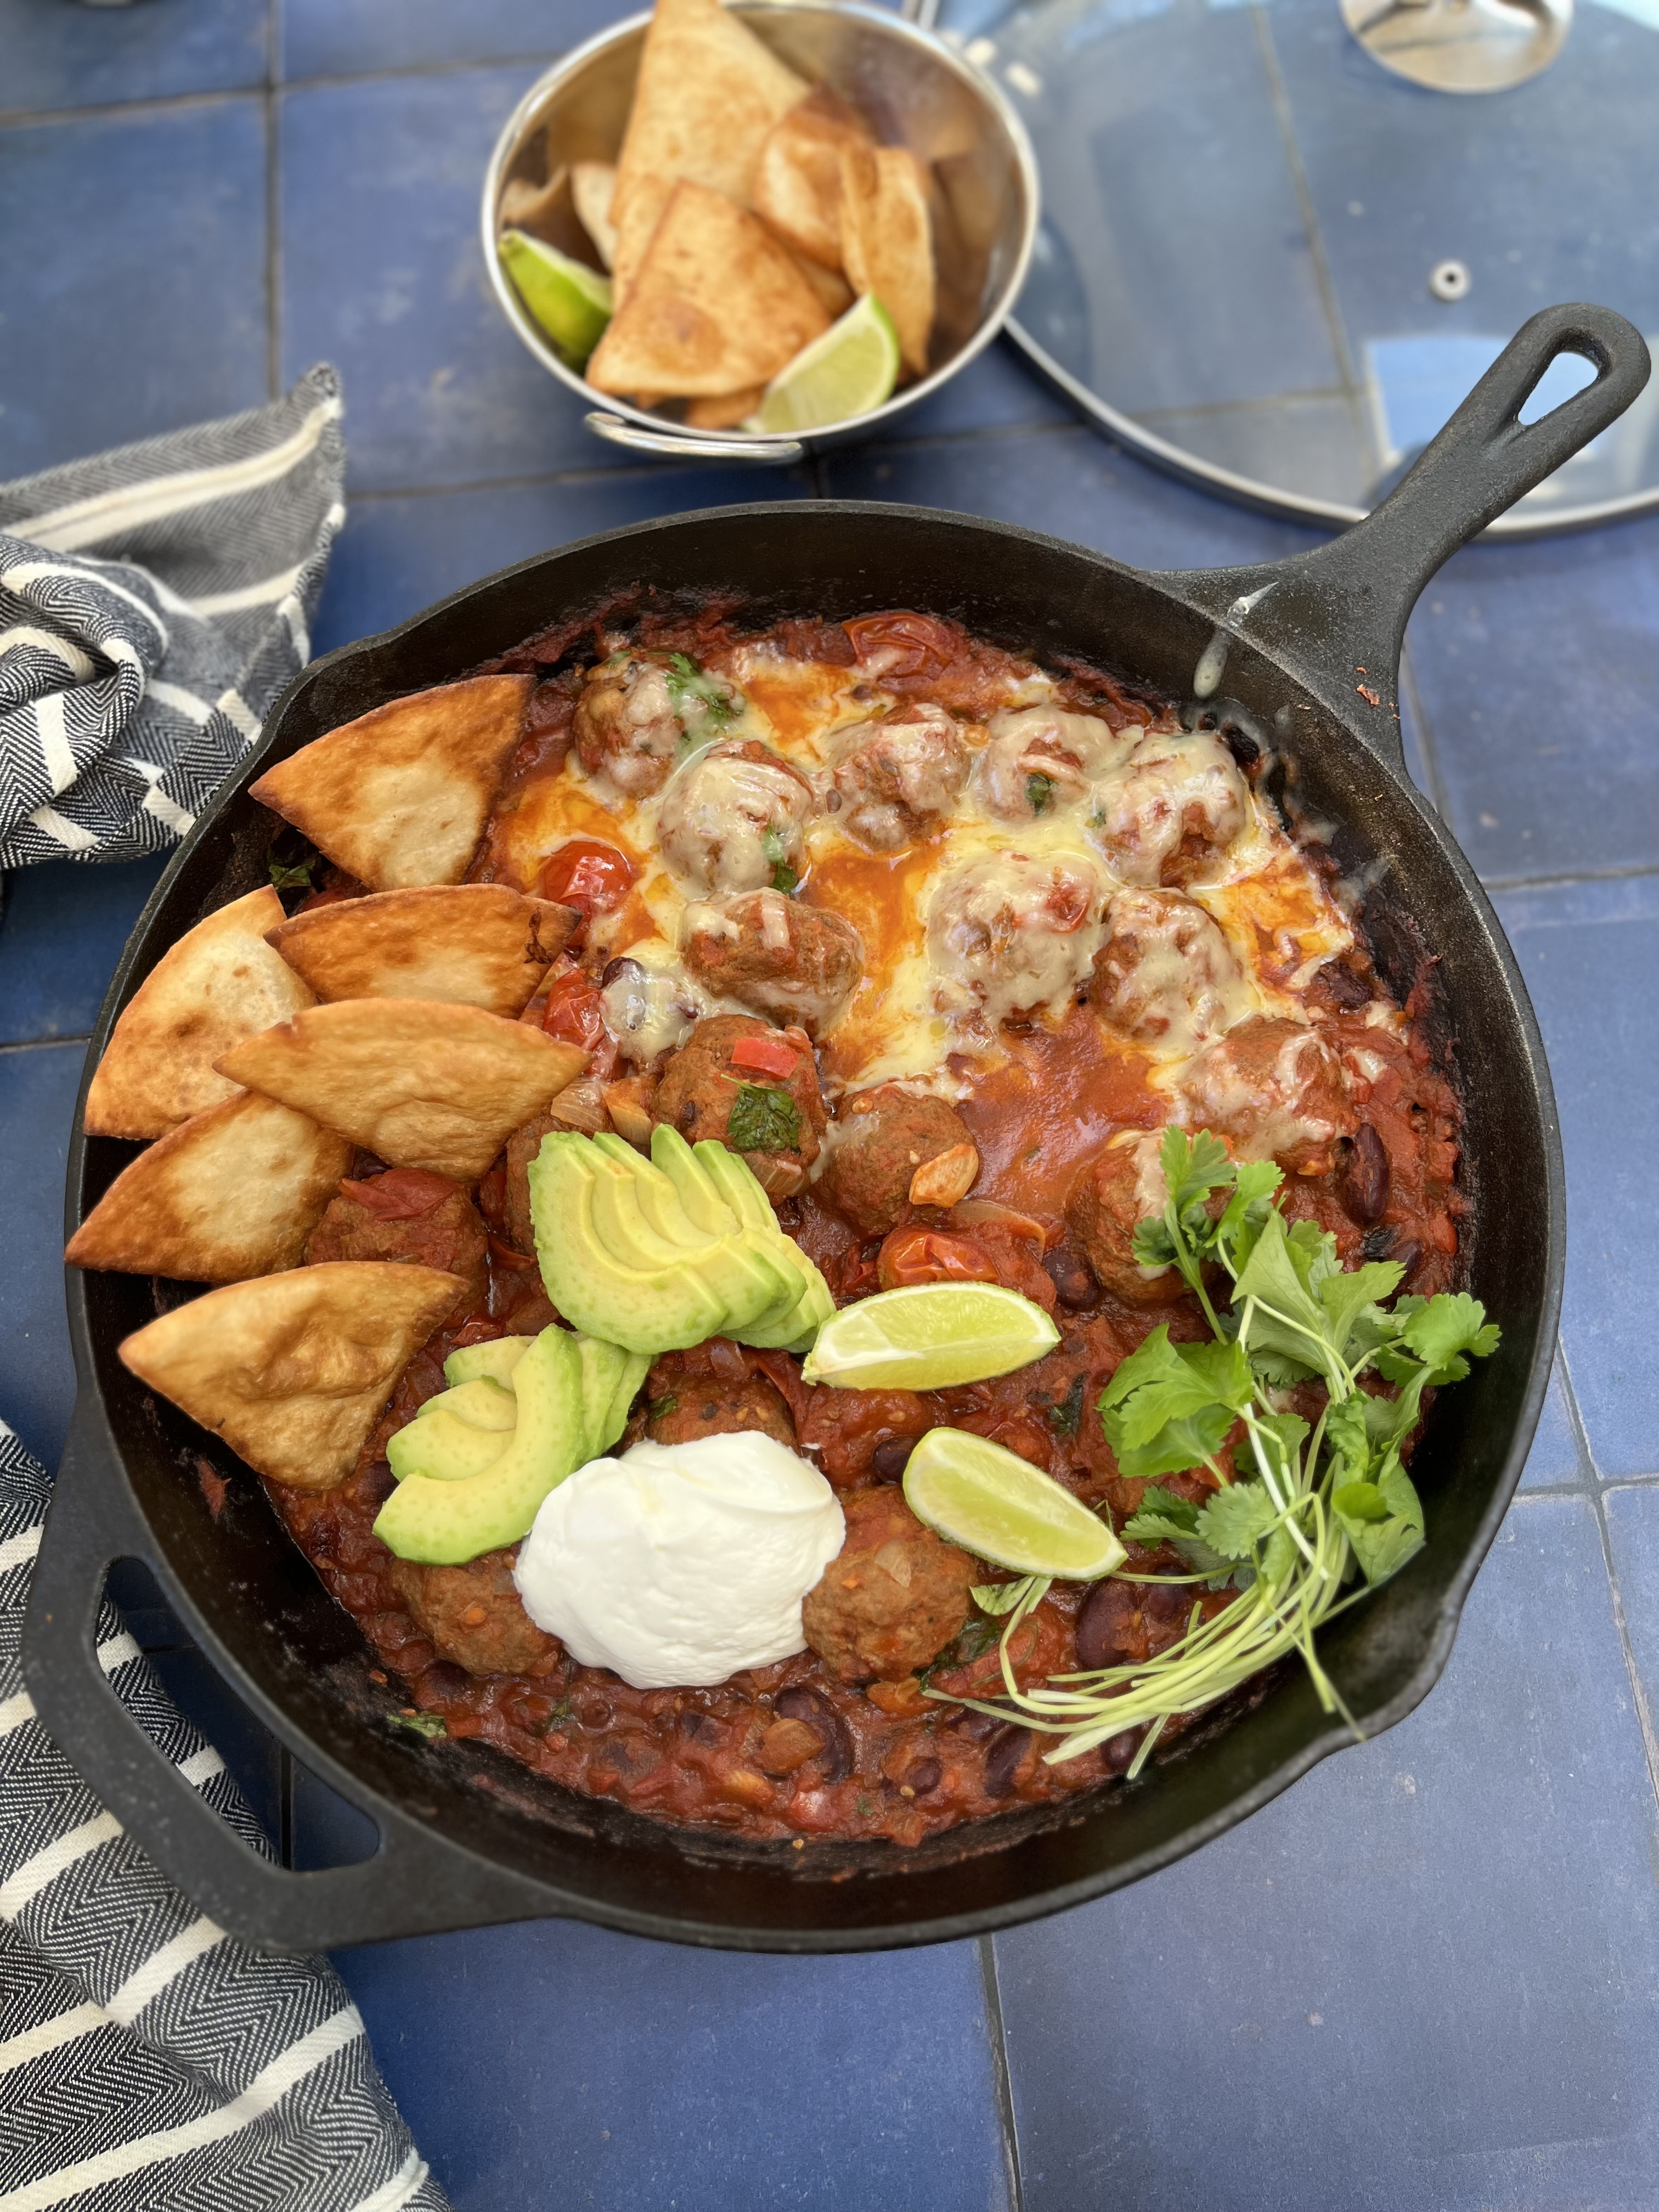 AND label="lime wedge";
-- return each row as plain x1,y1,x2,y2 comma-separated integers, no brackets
800,1282,1059,1390
498,229,612,368
748,293,901,435
905,1428,1127,1580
